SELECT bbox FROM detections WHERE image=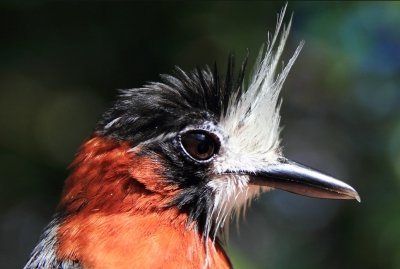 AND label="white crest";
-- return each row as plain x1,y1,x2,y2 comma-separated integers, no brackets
208,5,304,239
219,5,304,173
